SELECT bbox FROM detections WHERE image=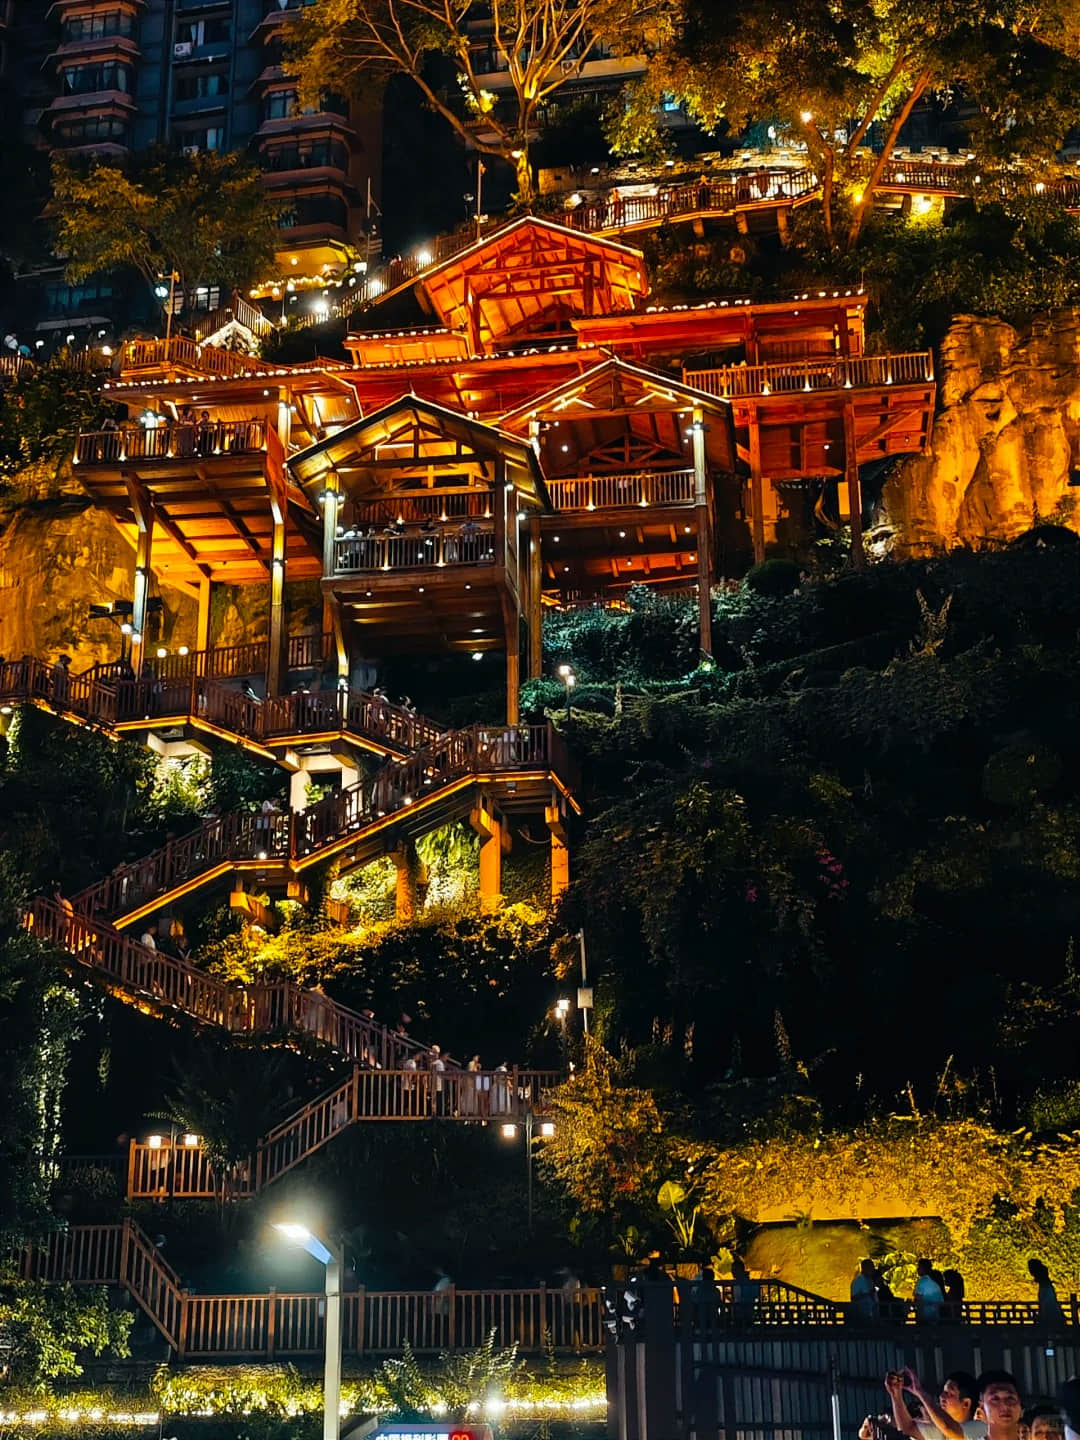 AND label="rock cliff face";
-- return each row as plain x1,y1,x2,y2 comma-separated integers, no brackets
0,489,196,667
884,310,1080,551
0,466,322,667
